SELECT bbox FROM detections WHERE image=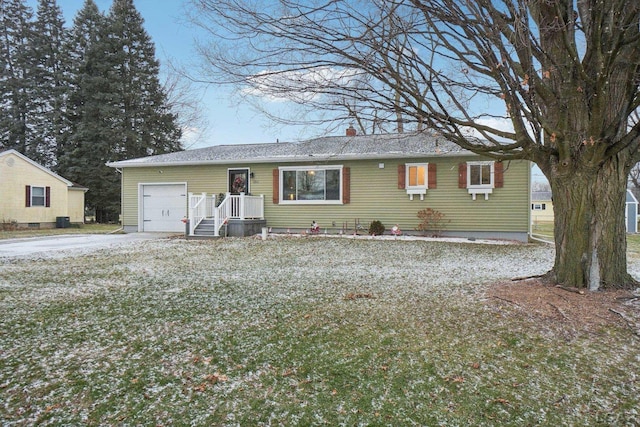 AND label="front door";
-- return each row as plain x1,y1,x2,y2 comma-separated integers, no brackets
229,168,249,194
